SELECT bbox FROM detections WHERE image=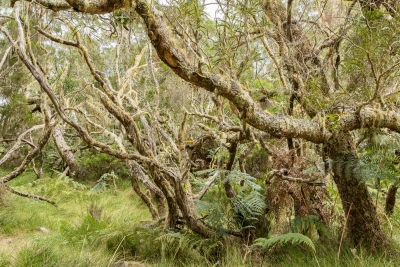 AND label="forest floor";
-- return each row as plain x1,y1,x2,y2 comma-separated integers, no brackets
1,170,400,266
